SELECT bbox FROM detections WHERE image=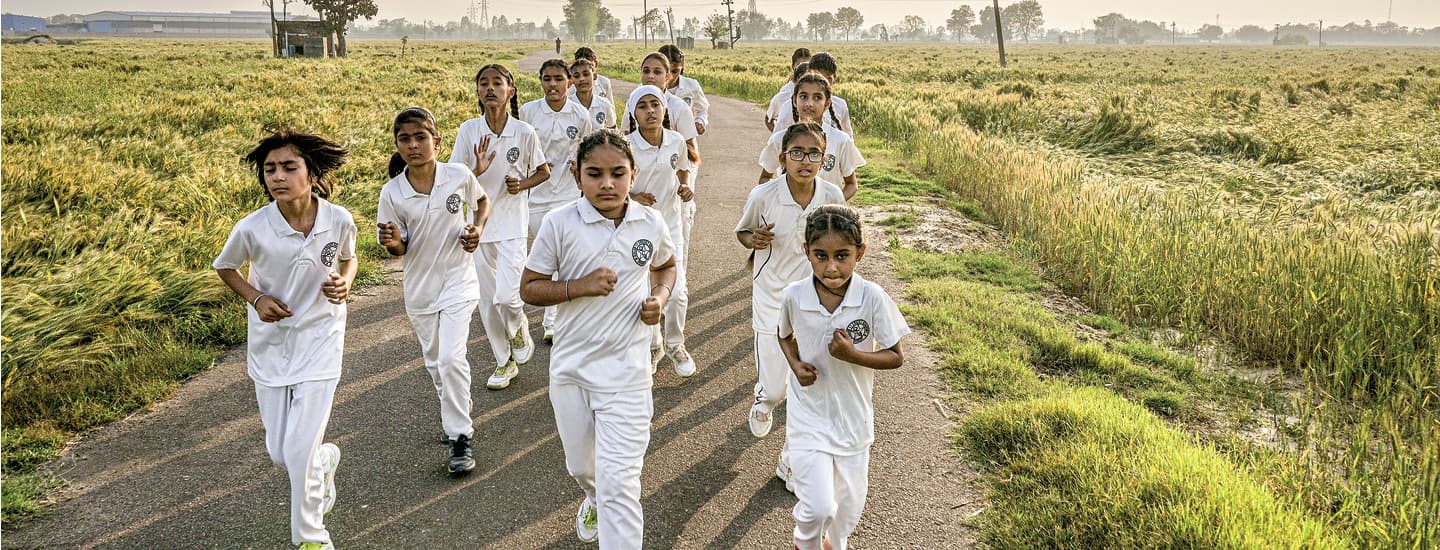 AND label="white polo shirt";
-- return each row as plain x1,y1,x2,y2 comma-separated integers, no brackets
778,273,911,455
734,176,846,333
627,128,692,234
213,197,357,387
520,98,596,210
375,162,486,314
449,115,546,243
773,95,854,136
595,73,614,103
527,199,675,393
569,89,618,129
766,82,794,122
667,75,710,128
663,94,699,140
757,124,866,183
